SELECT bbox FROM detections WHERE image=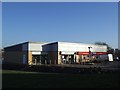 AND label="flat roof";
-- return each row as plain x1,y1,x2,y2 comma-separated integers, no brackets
28,41,47,44
43,41,107,47
4,41,48,48
4,41,107,49
58,41,107,47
